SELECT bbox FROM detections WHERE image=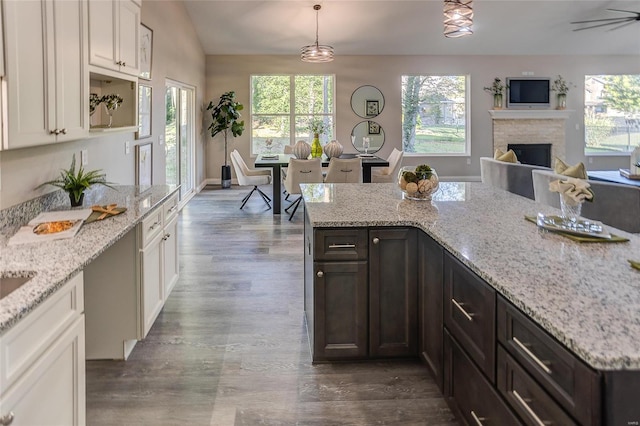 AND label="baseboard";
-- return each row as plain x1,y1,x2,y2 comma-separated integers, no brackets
200,178,239,187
